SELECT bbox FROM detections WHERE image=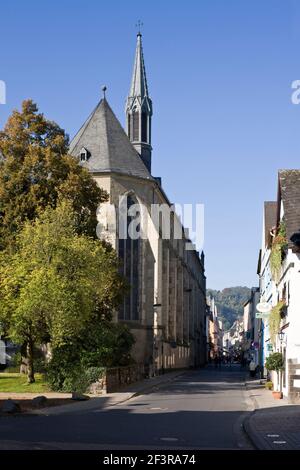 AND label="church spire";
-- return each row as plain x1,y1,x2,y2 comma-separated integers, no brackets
126,32,153,173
